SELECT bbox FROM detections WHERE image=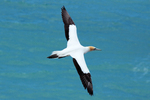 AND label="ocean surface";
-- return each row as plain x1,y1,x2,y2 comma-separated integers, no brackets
0,0,150,100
